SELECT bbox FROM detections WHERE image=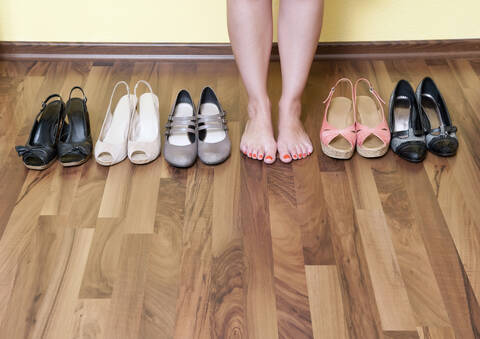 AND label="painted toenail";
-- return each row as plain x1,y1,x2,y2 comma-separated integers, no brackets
253,154,257,159
293,154,297,159
303,153,307,157
258,155,263,159
265,156,273,161
283,155,291,160
249,153,252,157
